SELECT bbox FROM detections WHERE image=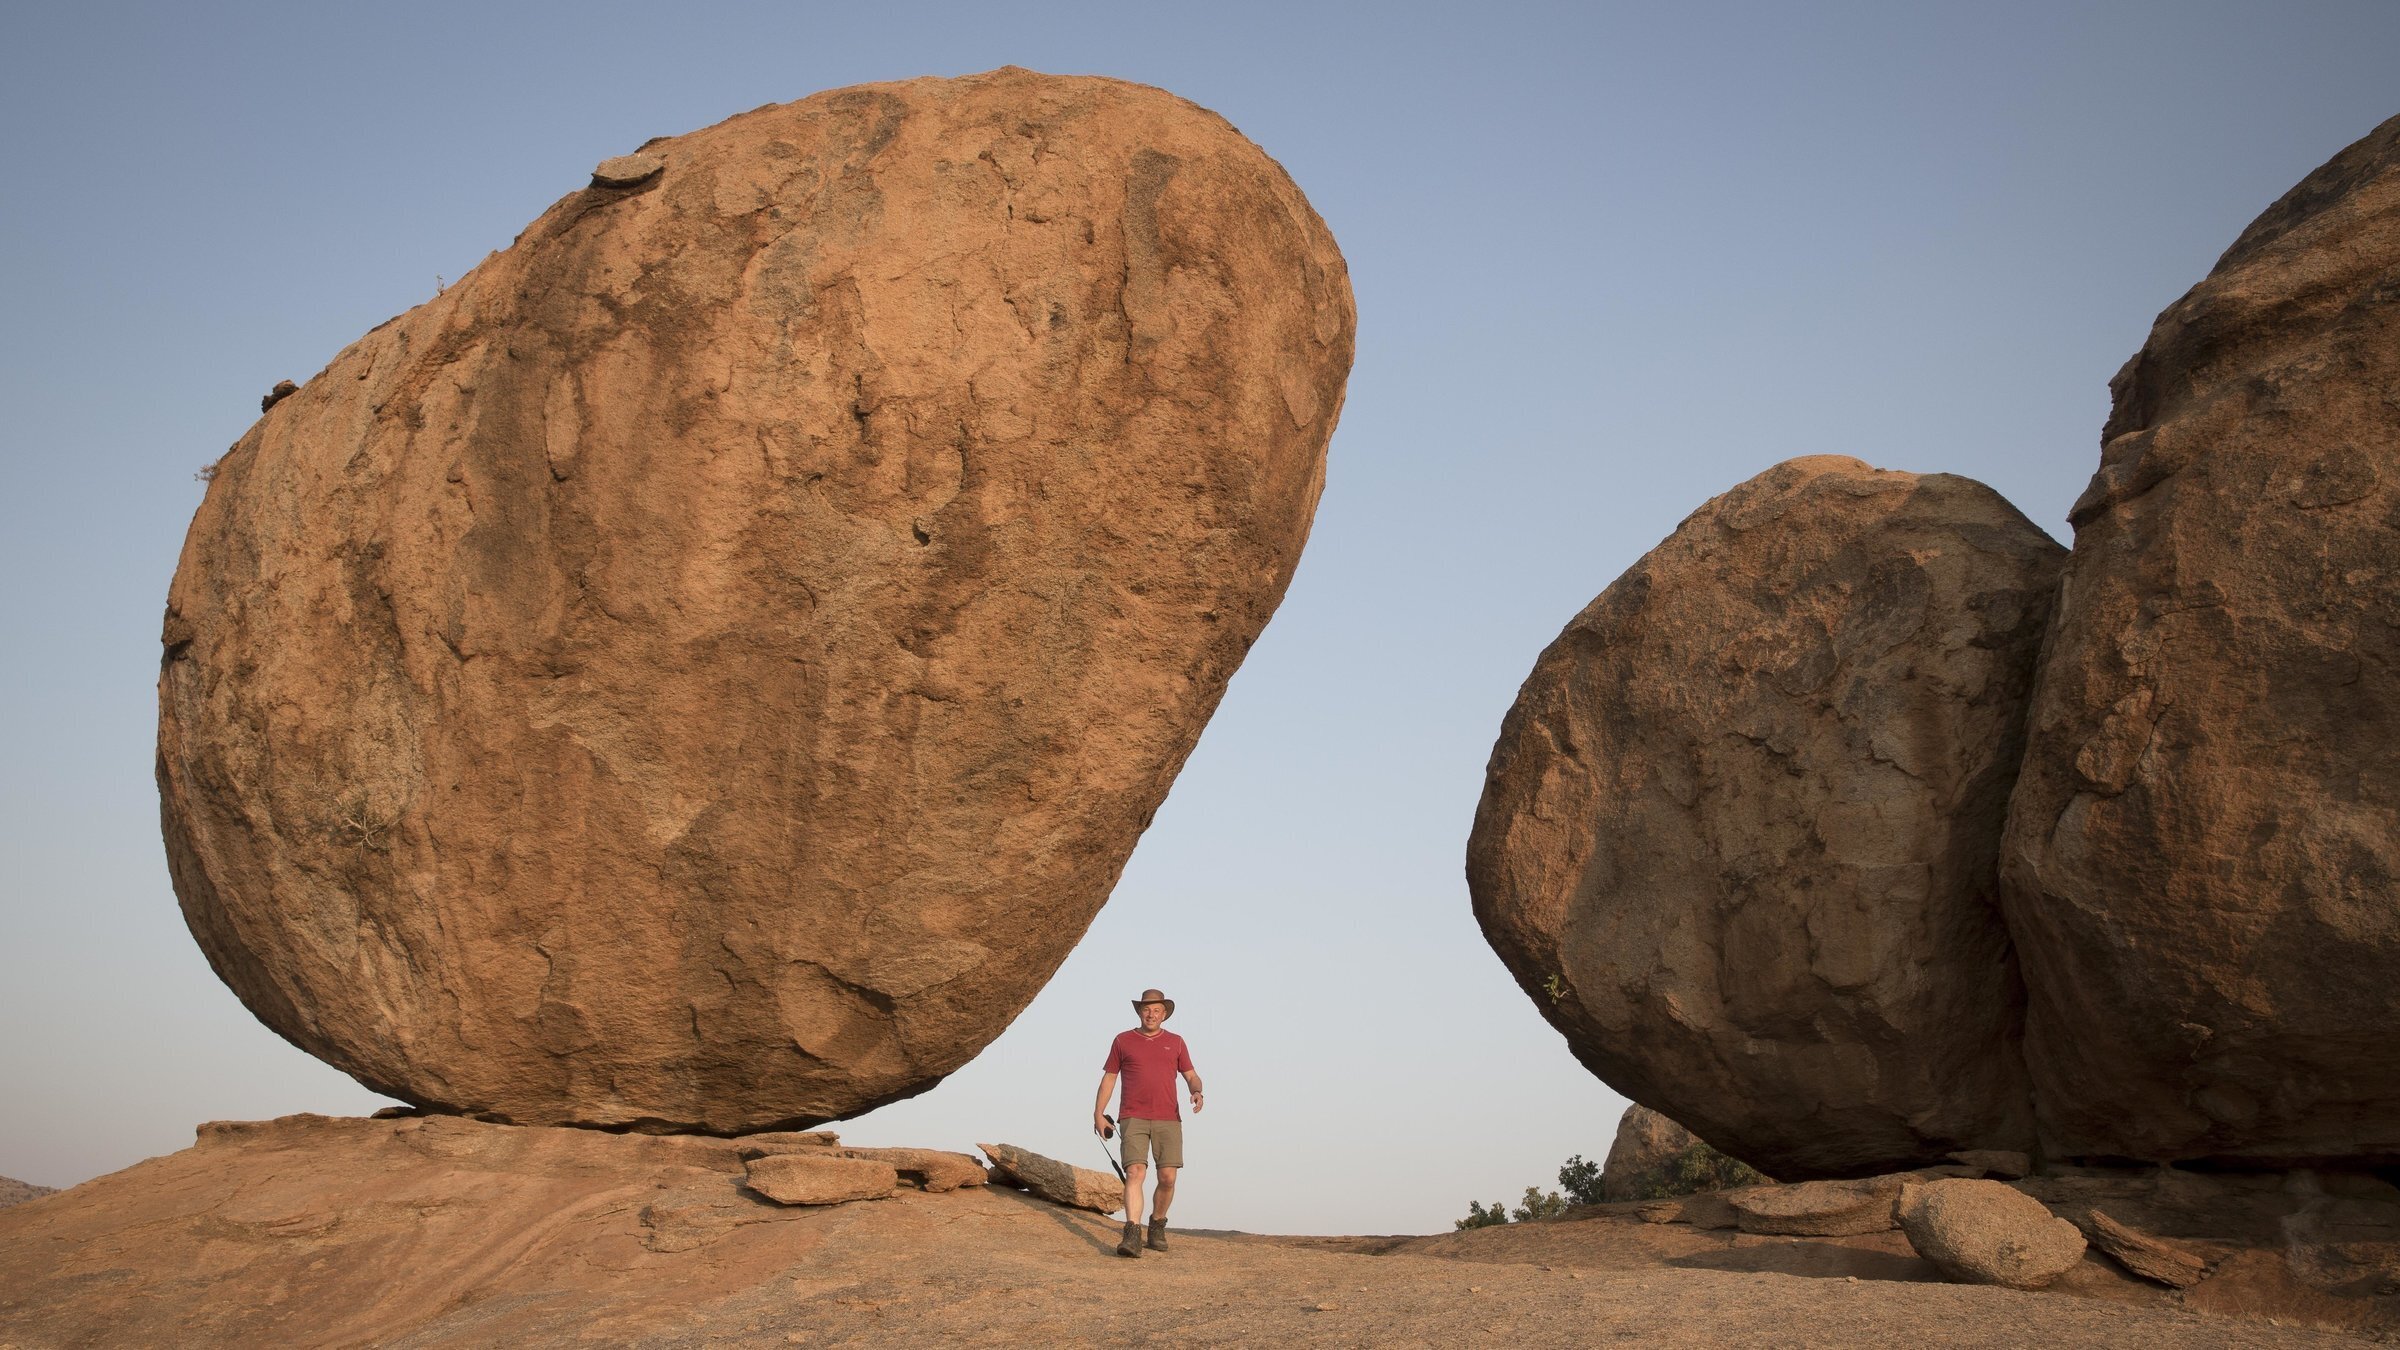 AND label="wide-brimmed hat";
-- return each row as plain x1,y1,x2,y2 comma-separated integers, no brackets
1131,988,1175,1019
